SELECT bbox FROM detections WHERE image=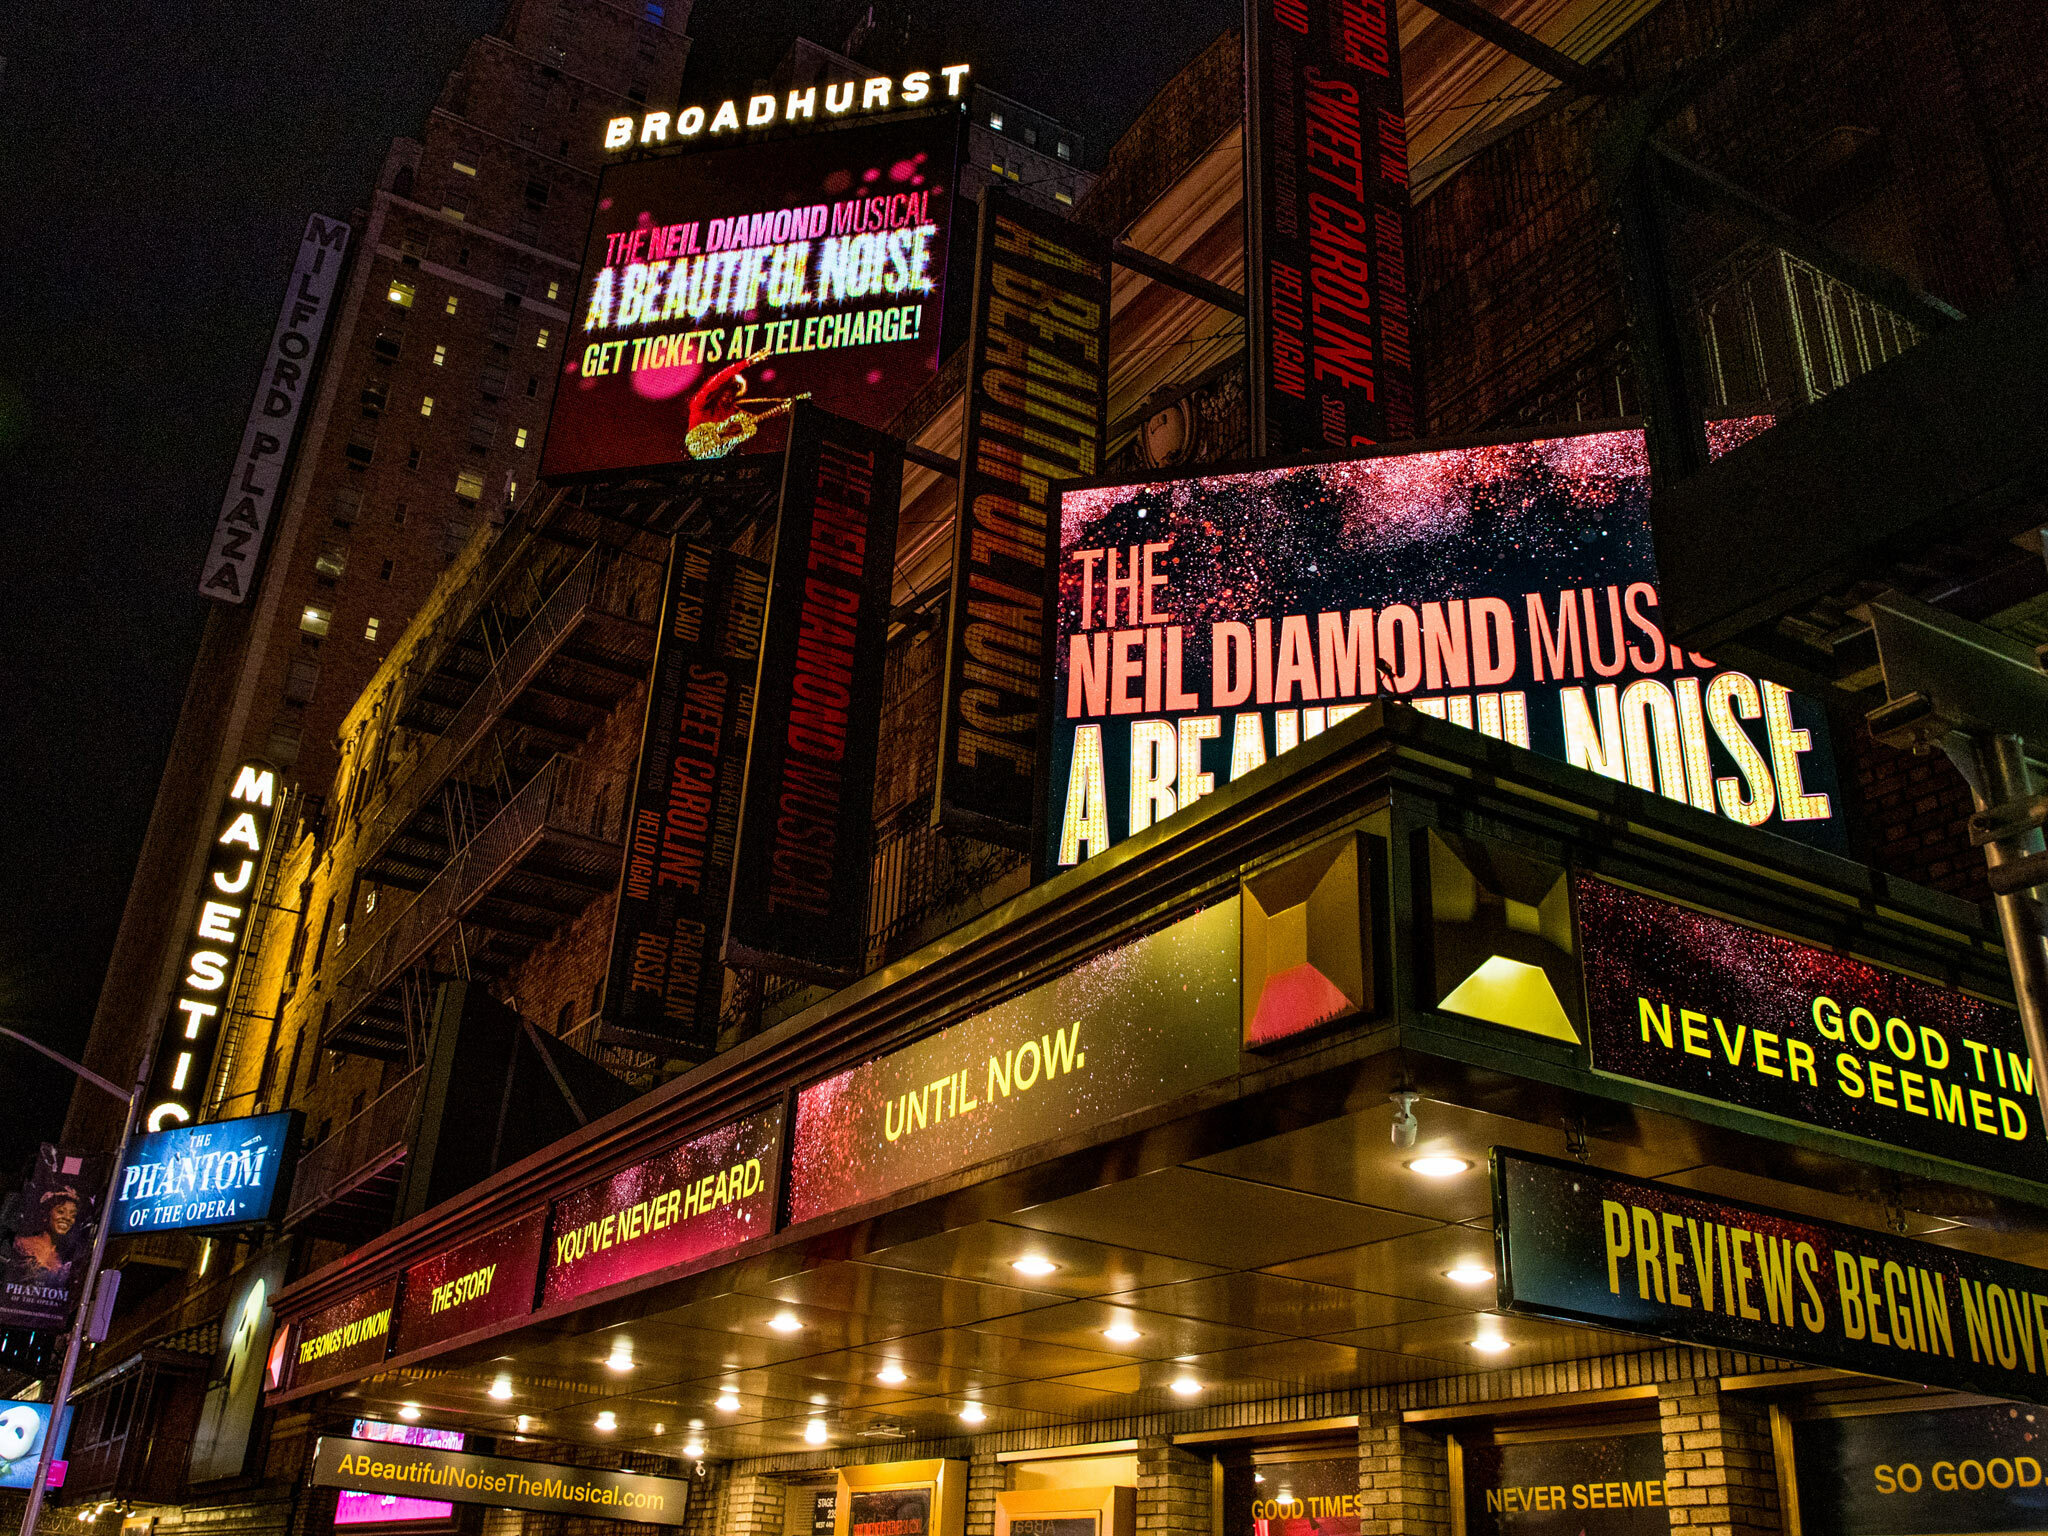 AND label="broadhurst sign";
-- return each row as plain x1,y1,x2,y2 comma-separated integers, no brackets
1494,1151,2048,1404
111,1110,299,1233
201,213,349,602
1049,424,1843,870
313,1437,691,1525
